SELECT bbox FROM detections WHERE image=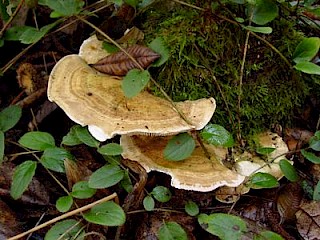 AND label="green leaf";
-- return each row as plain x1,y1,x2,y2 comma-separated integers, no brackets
151,186,172,203
124,0,139,7
279,159,299,182
19,131,55,151
56,195,73,212
71,181,96,199
0,105,22,132
0,131,4,164
243,26,272,34
122,69,150,98
111,0,123,5
98,143,123,156
83,201,125,226
62,125,82,146
164,133,195,161
309,134,320,151
198,213,247,240
256,147,276,155
185,200,199,216
313,180,320,201
41,147,72,172
39,0,85,18
230,0,245,3
302,180,314,199
301,149,320,163
251,0,278,25
293,37,320,63
254,230,284,240
143,195,155,211
200,124,234,147
157,222,188,240
74,126,100,148
19,22,57,44
120,170,133,193
89,164,124,189
235,17,245,23
294,61,320,75
249,172,279,189
4,26,35,41
0,0,10,22
149,37,170,67
45,219,85,240
102,42,119,53
10,161,37,200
